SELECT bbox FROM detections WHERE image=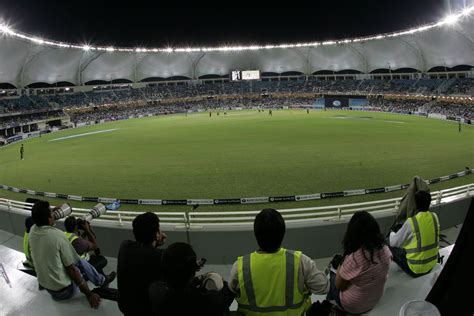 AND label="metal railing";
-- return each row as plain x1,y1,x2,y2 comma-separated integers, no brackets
1,183,472,230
